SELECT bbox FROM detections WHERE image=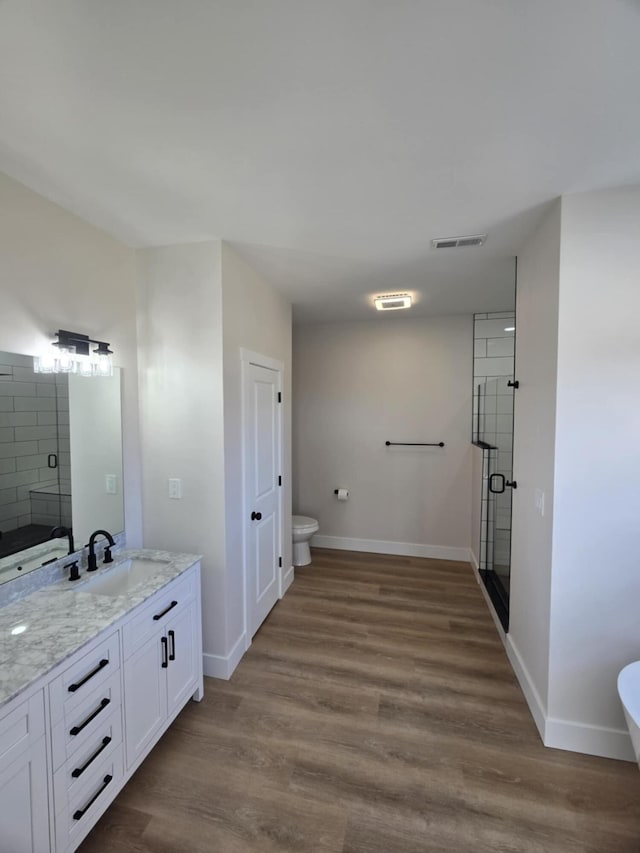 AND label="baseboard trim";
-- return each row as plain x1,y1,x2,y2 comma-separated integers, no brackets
281,565,294,596
505,635,547,742
311,534,470,563
544,717,635,762
469,549,479,572
203,631,246,681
